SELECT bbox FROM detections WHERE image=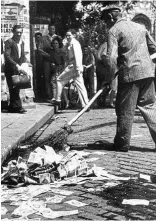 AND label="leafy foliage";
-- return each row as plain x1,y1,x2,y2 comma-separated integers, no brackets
74,0,138,48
